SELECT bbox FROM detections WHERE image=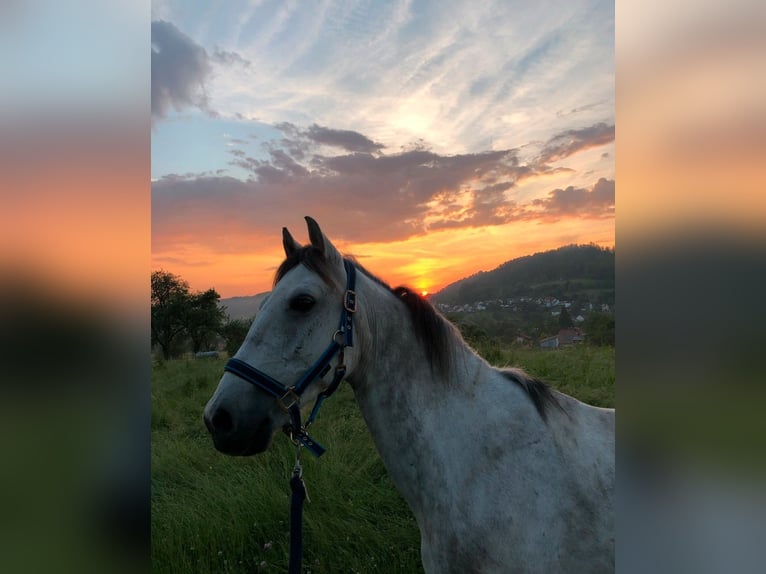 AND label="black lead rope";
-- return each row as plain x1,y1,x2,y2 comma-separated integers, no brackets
289,454,308,574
